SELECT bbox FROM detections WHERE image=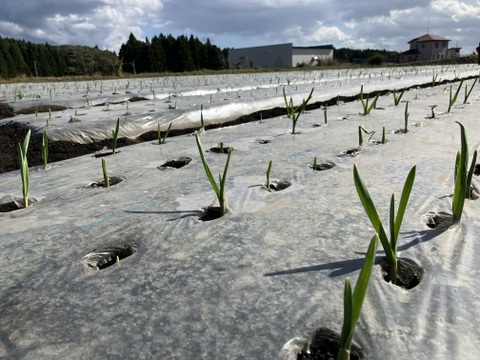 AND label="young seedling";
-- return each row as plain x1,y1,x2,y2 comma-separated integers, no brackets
393,87,406,106
158,122,173,144
324,105,328,125
102,158,110,188
195,133,232,217
18,130,31,208
359,85,379,115
199,104,206,133
452,122,478,222
463,77,477,104
353,164,416,284
266,160,273,190
381,126,386,144
432,73,439,86
429,105,437,119
447,80,464,113
338,234,378,360
111,118,120,154
358,126,375,147
404,101,409,133
283,87,314,134
313,156,317,170
42,129,48,169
